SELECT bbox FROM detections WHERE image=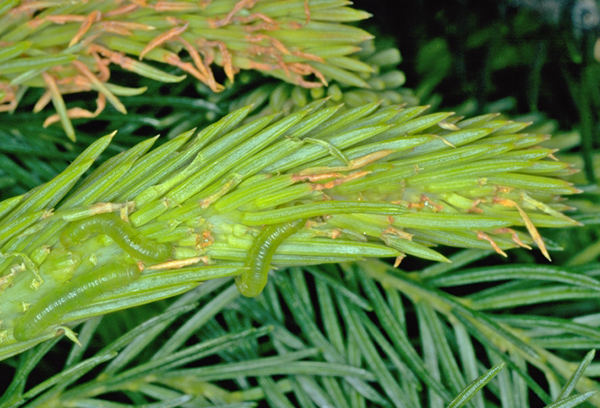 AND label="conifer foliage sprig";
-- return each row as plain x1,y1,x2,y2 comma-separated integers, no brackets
0,0,372,140
1,259,599,407
226,38,417,119
0,99,580,359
